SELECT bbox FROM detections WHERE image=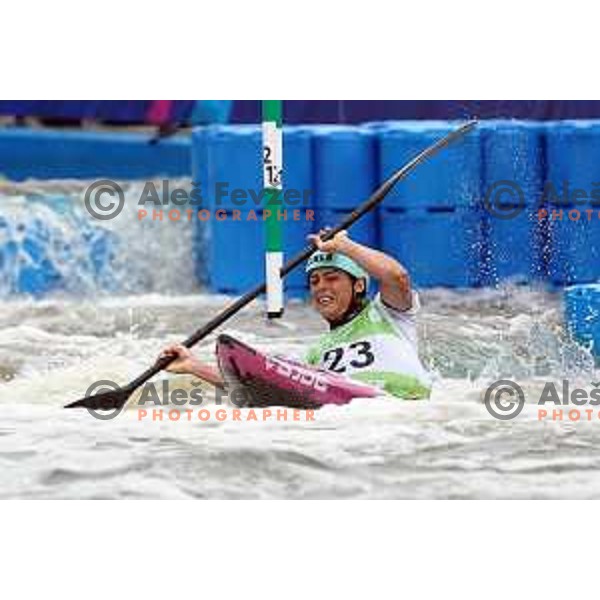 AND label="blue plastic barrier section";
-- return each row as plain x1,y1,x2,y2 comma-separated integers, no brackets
311,125,380,246
546,121,600,285
10,120,600,299
316,208,377,248
375,122,482,287
480,120,545,284
191,126,314,295
377,121,481,209
380,207,483,288
0,128,191,181
565,284,600,354
311,126,378,247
